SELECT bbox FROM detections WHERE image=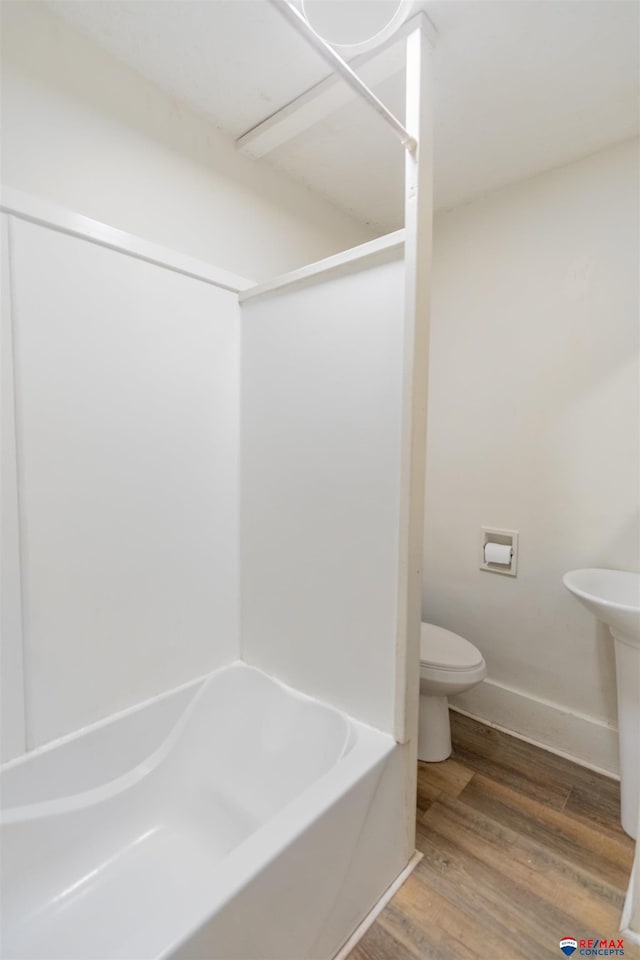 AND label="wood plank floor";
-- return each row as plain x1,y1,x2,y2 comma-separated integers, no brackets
348,712,639,960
